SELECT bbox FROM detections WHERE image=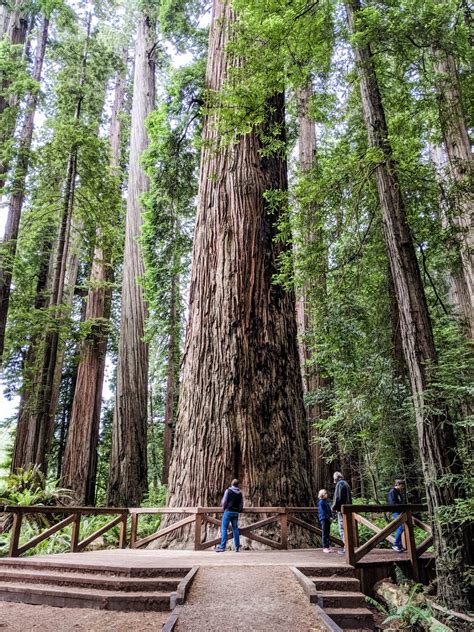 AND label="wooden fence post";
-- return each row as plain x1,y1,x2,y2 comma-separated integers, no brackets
194,512,202,551
9,511,22,557
130,513,138,548
119,513,127,548
342,510,356,566
71,513,81,552
405,511,419,581
280,512,288,549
